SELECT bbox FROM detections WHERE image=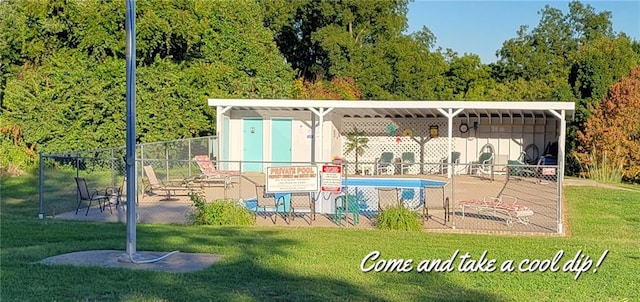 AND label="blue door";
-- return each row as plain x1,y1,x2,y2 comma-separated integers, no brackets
243,119,263,172
271,119,292,166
